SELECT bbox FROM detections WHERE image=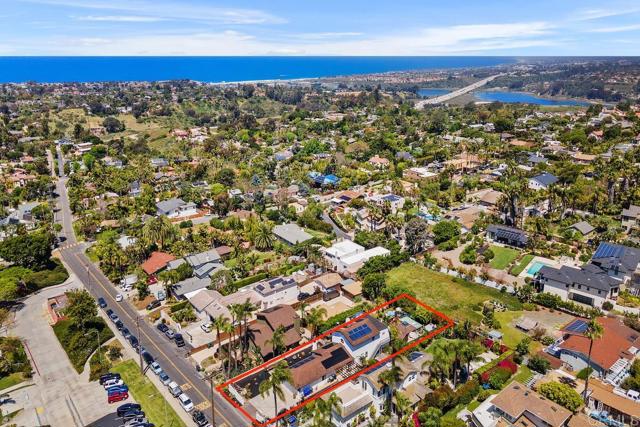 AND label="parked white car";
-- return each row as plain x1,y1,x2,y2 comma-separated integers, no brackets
200,322,213,333
167,381,183,397
149,362,162,375
178,393,194,412
115,293,124,302
103,378,124,389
